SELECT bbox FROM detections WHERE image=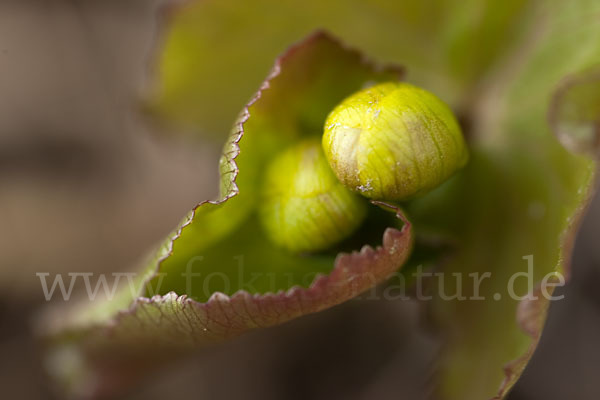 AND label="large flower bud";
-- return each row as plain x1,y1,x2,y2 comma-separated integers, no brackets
322,82,468,201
